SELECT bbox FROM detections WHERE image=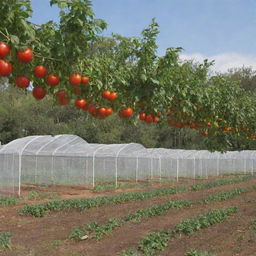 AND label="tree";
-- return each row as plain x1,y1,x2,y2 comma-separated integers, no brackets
1,0,256,151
